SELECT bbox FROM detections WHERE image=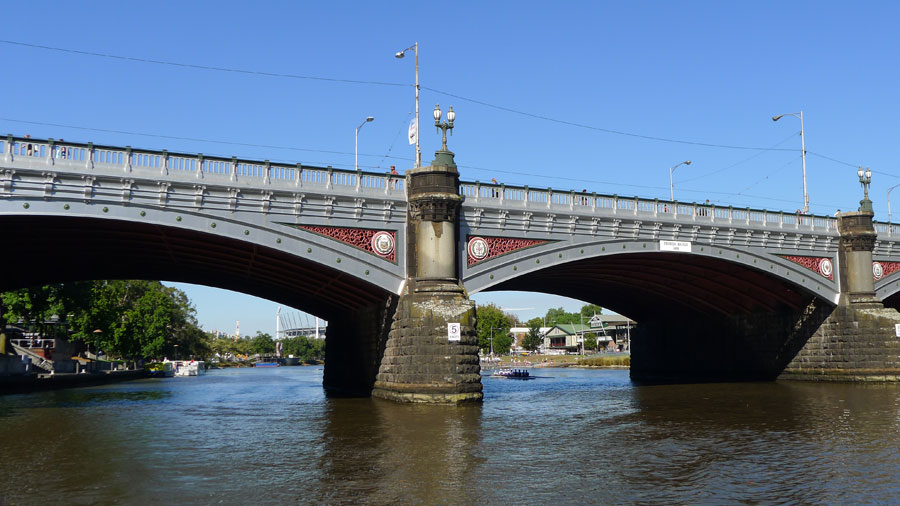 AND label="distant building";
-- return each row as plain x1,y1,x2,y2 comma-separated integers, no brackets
542,315,636,354
509,326,552,353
